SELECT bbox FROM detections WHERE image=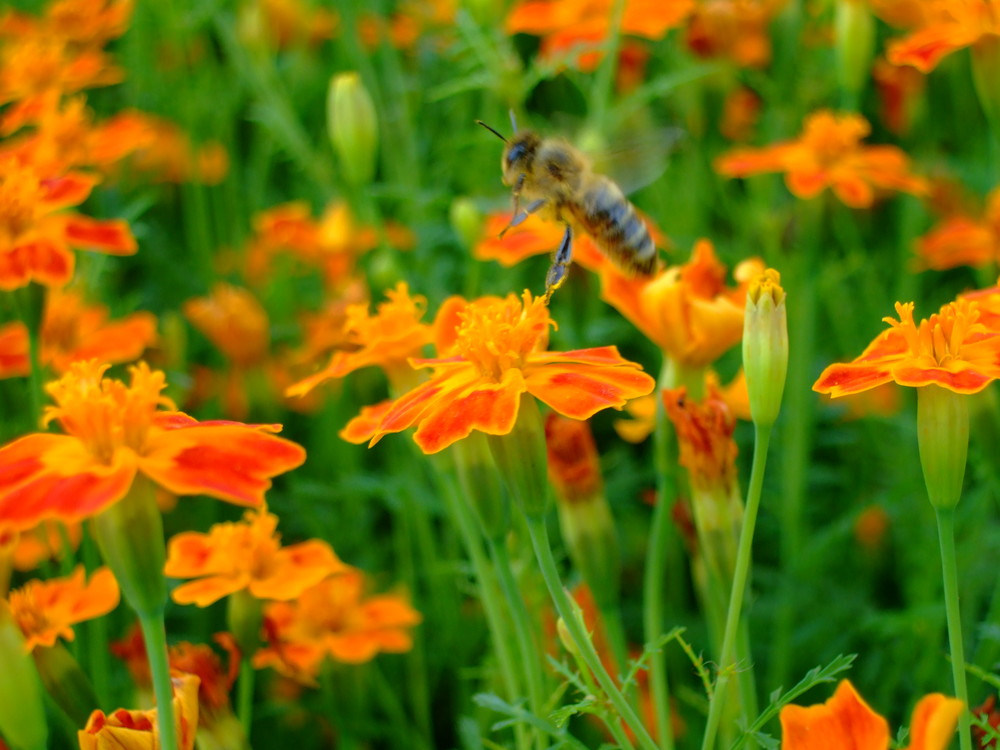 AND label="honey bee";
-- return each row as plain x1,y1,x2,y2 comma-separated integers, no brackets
477,115,660,299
